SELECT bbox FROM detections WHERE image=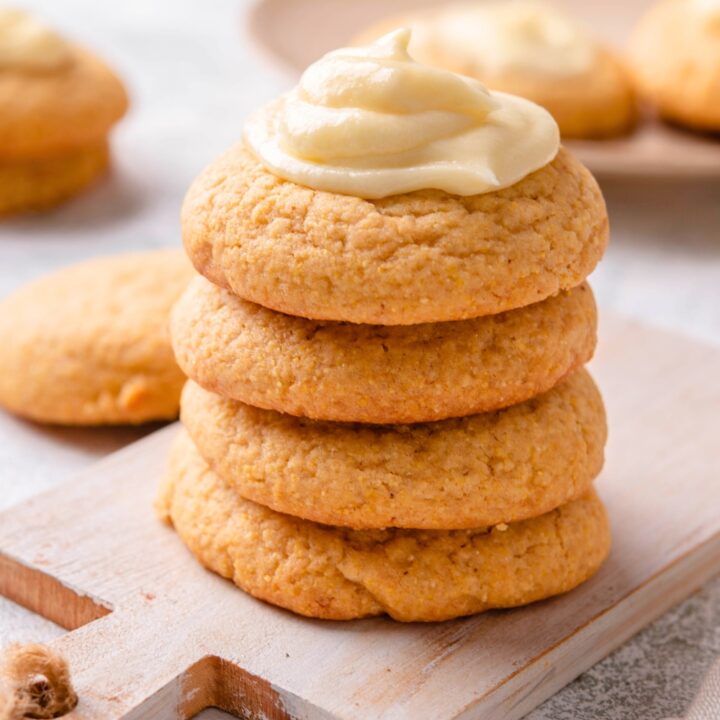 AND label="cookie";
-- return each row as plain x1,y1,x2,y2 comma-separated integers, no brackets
356,14,636,139
0,13,128,215
0,250,193,425
628,0,720,131
158,430,611,621
180,369,606,529
0,46,128,160
182,145,608,325
0,141,108,216
172,276,596,423
489,49,637,138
